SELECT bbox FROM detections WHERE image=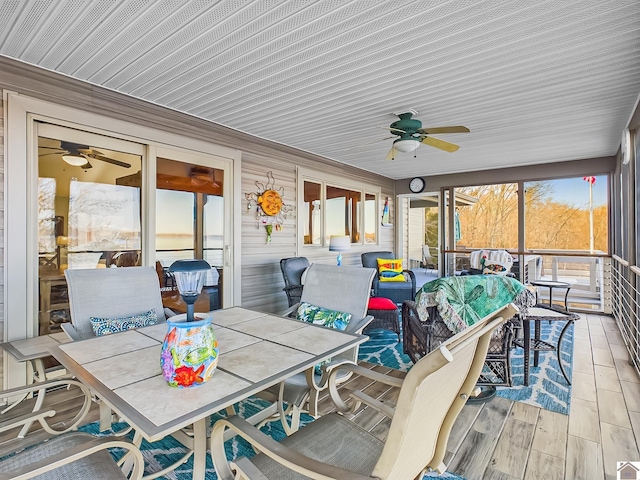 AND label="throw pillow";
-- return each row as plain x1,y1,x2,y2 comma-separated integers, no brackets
482,261,510,276
296,302,352,374
377,258,405,282
90,308,158,336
